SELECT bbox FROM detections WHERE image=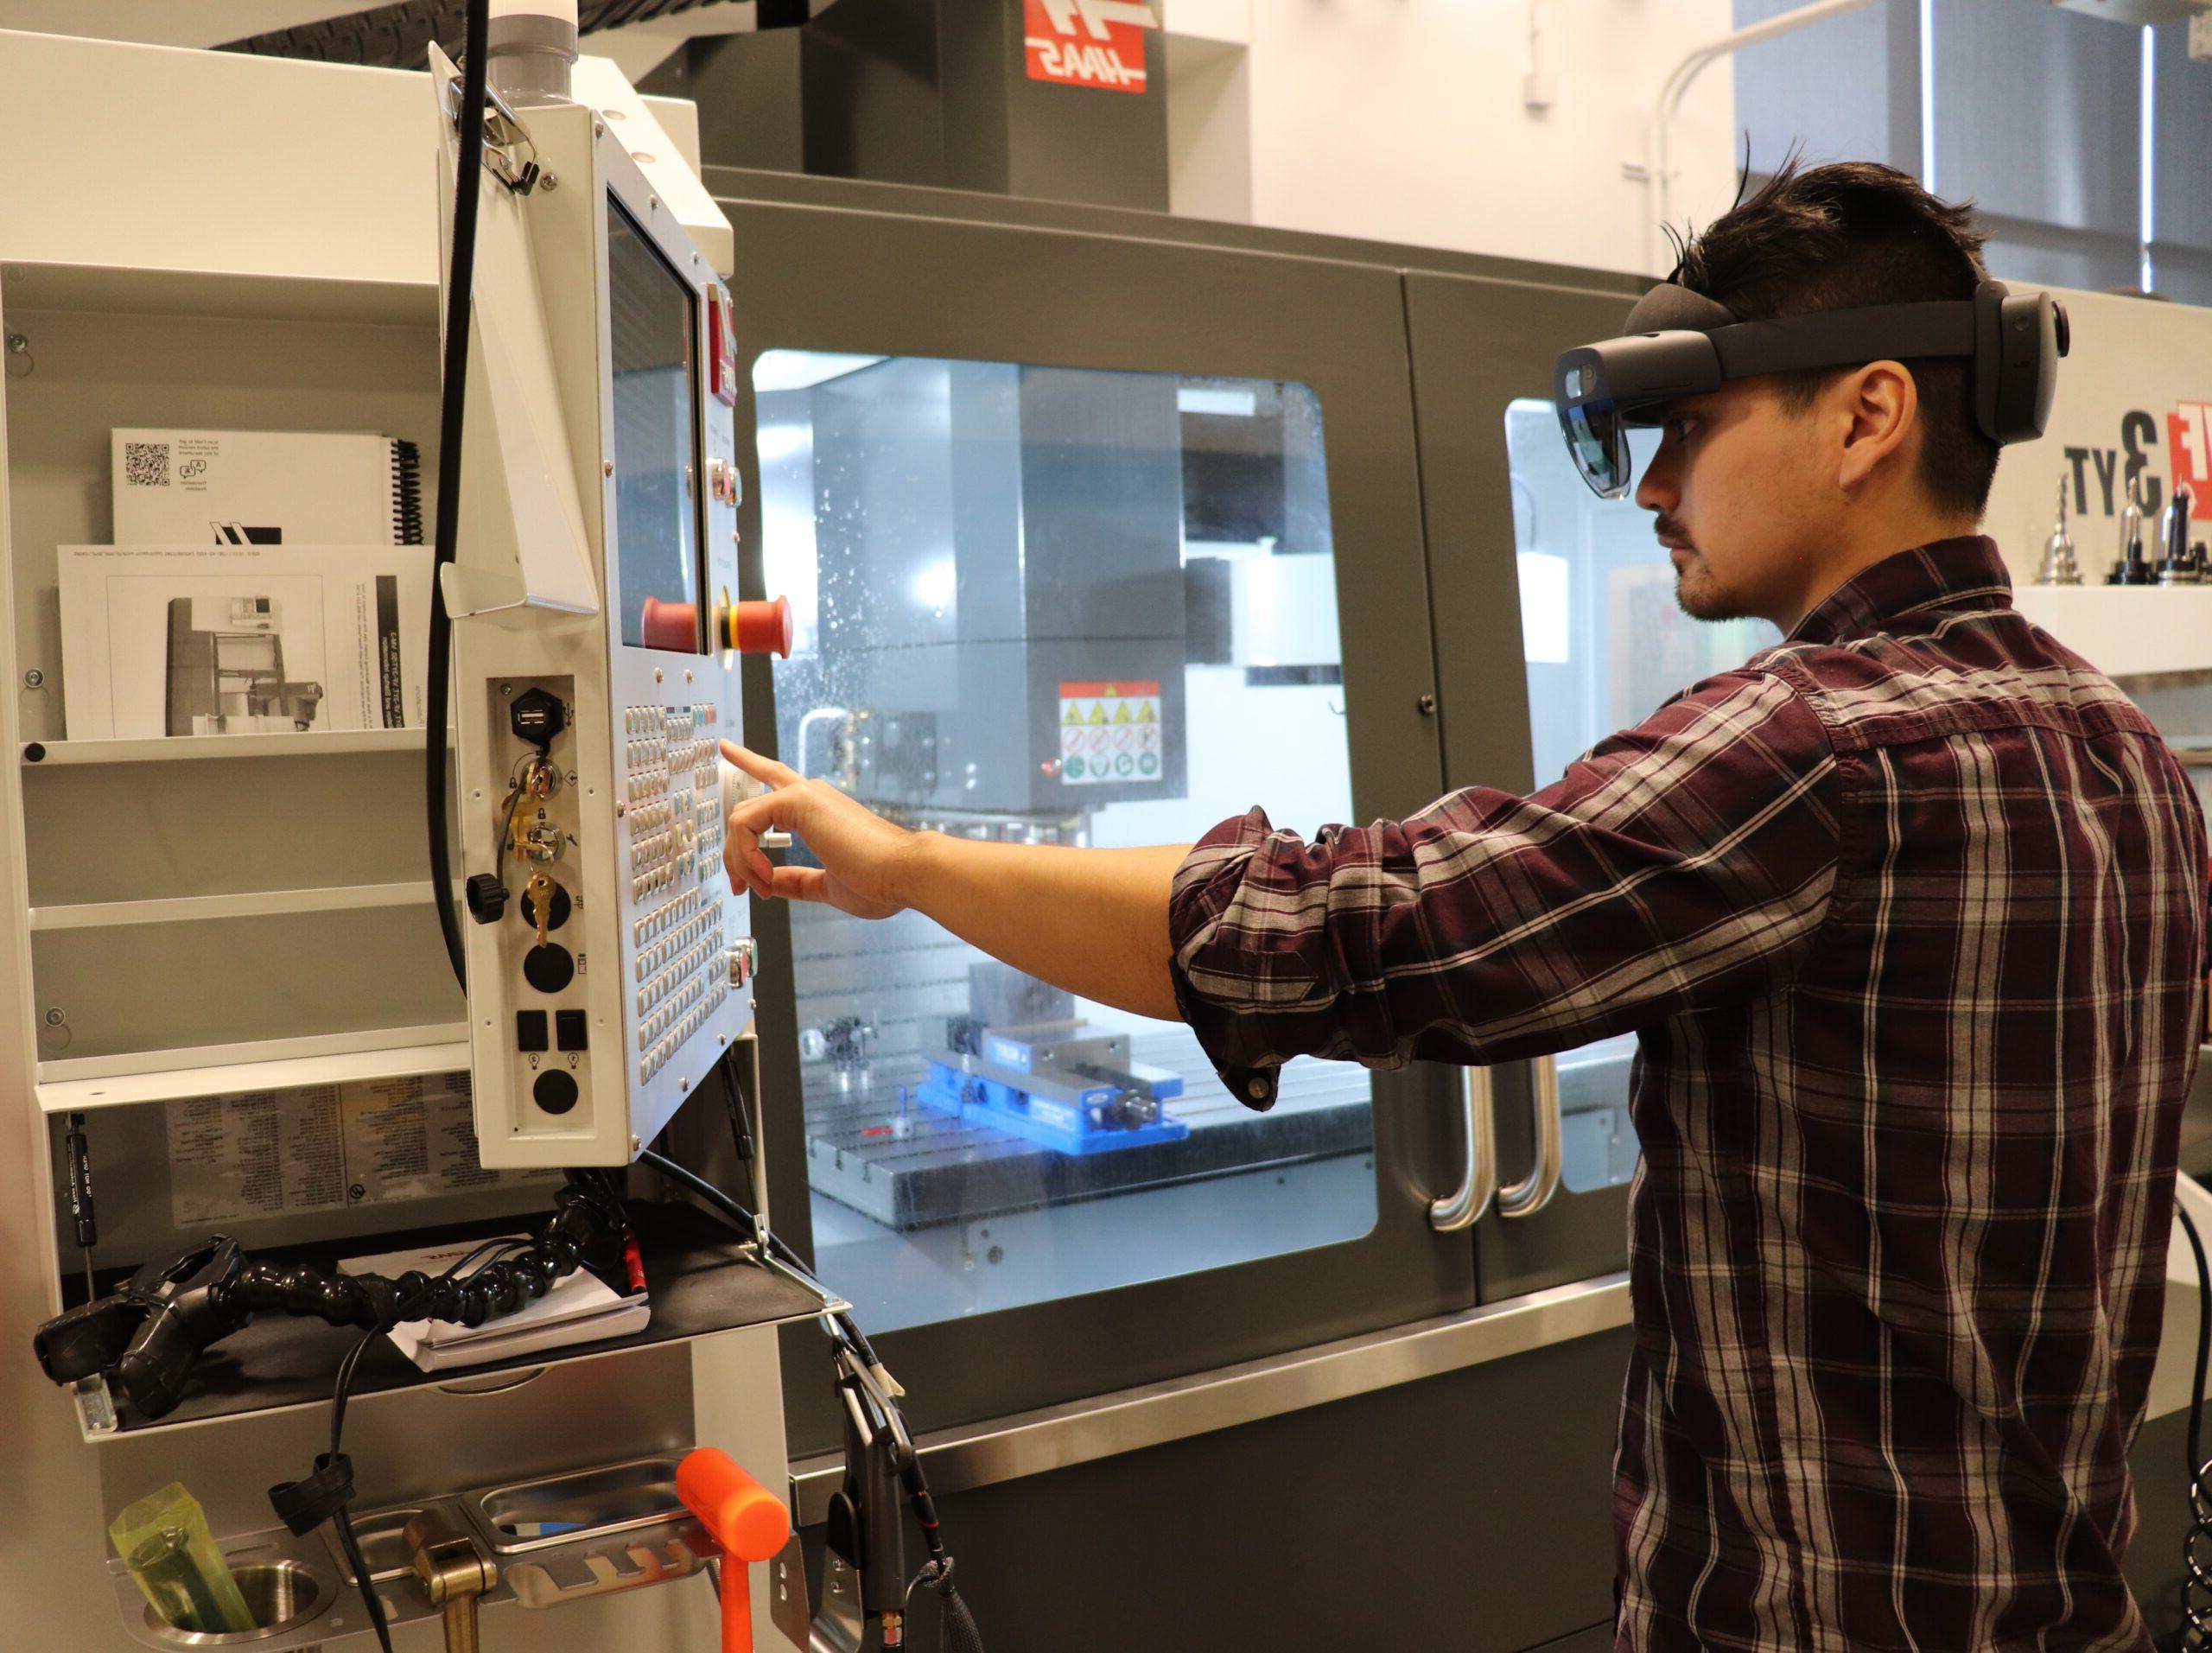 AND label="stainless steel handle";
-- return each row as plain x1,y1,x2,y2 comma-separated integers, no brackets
1429,1065,1497,1231
1497,1054,1563,1219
